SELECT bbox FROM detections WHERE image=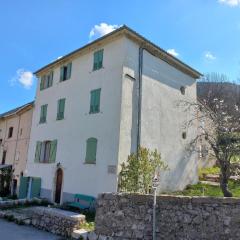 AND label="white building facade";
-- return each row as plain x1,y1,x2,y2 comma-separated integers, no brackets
26,26,201,203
